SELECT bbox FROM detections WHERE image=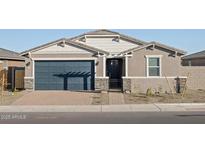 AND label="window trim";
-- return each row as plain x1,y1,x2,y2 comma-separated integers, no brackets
145,55,162,77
